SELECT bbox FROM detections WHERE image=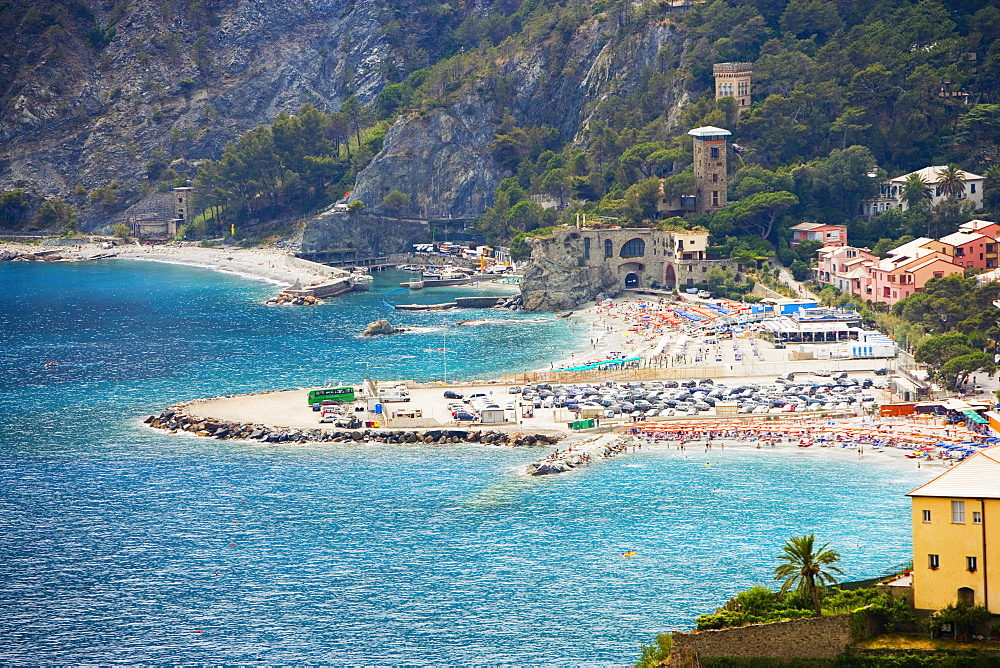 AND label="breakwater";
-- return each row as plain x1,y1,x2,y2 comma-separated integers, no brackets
145,406,562,446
